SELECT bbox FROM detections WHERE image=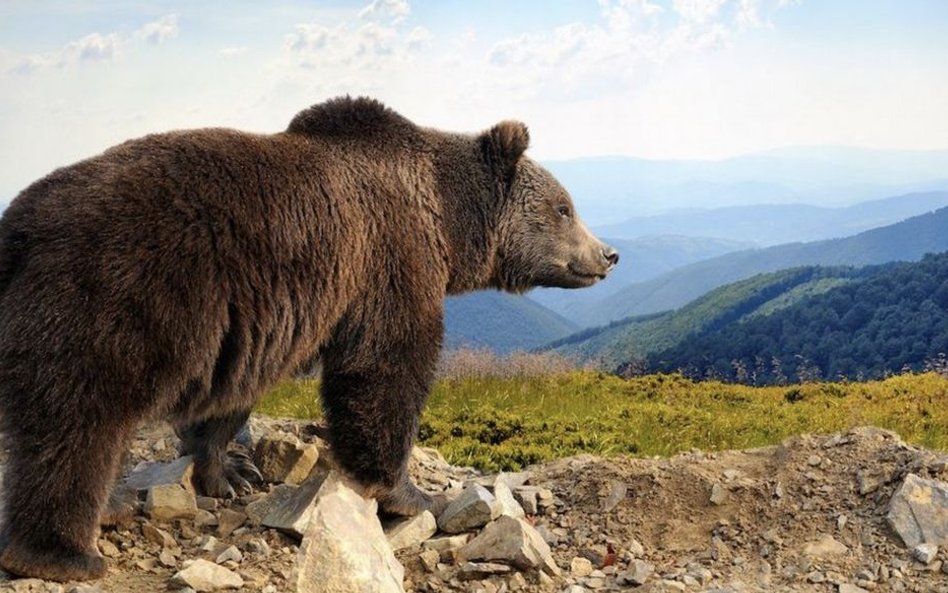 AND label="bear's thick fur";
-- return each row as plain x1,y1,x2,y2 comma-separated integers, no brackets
0,97,616,581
